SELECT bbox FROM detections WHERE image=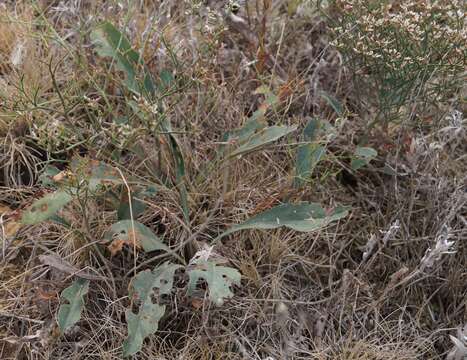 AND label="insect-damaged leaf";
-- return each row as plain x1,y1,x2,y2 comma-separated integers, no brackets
230,125,297,157
90,22,155,96
123,262,181,357
57,278,89,334
187,260,241,306
20,191,72,225
104,220,168,255
217,203,349,240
